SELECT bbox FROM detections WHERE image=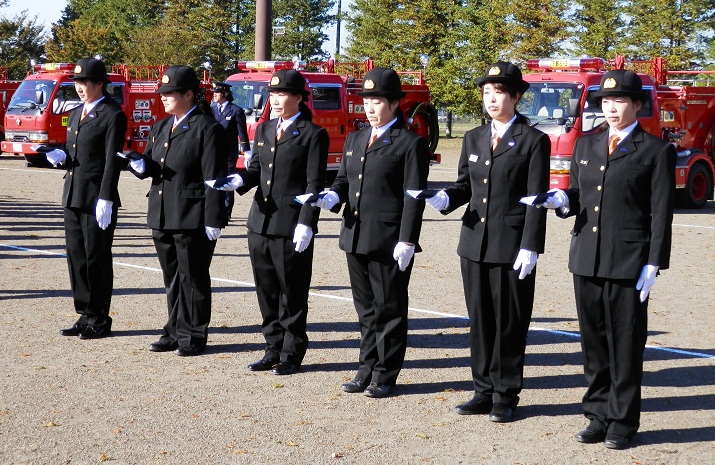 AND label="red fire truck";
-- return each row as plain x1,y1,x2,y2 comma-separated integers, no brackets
222,59,440,172
520,57,715,208
1,63,210,167
0,67,22,141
